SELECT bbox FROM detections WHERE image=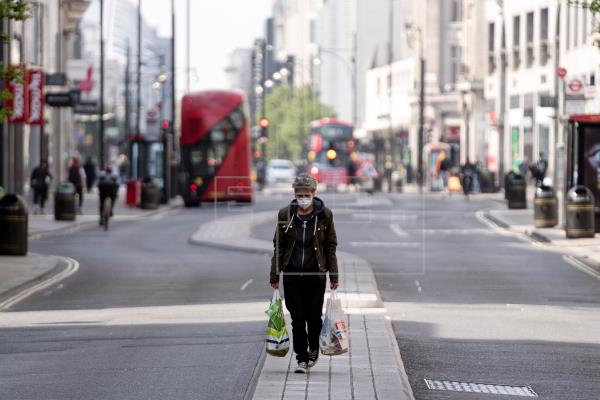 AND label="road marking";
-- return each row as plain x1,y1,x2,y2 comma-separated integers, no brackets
414,280,422,293
562,255,600,280
0,257,79,310
389,223,409,237
424,379,538,397
349,241,420,248
240,279,254,291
